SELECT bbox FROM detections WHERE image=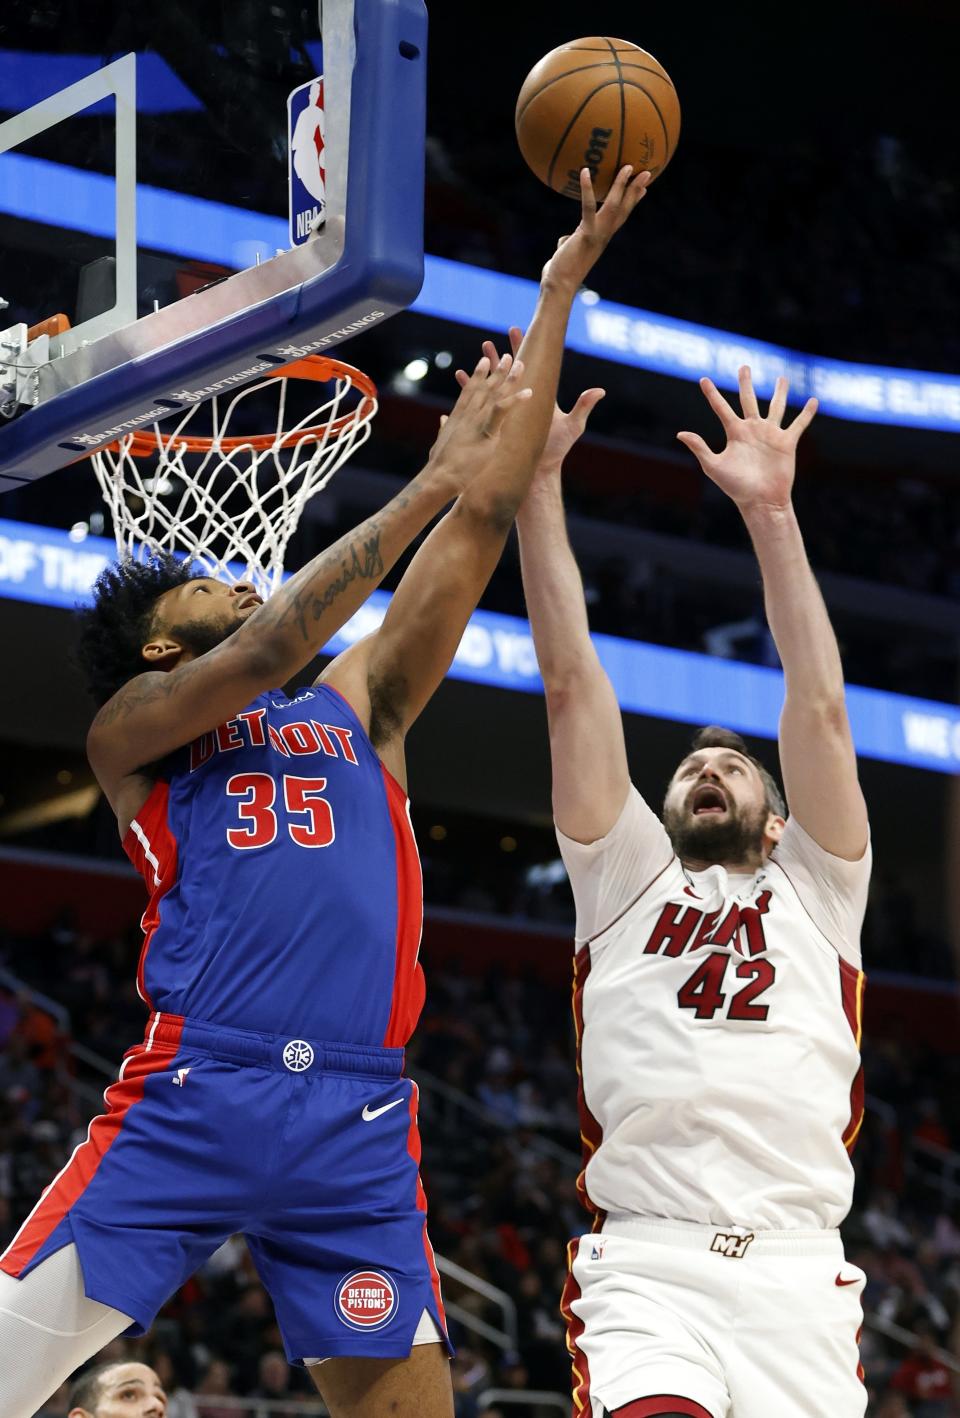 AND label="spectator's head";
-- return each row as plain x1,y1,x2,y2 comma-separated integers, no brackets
196,1358,233,1394
662,727,786,868
68,1361,167,1417
875,1392,911,1418
257,1350,289,1395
